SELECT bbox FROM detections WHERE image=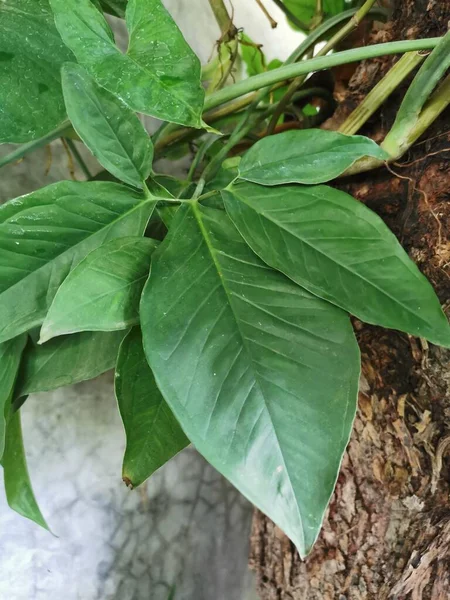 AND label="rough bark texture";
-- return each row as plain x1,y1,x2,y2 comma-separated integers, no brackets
250,1,450,598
